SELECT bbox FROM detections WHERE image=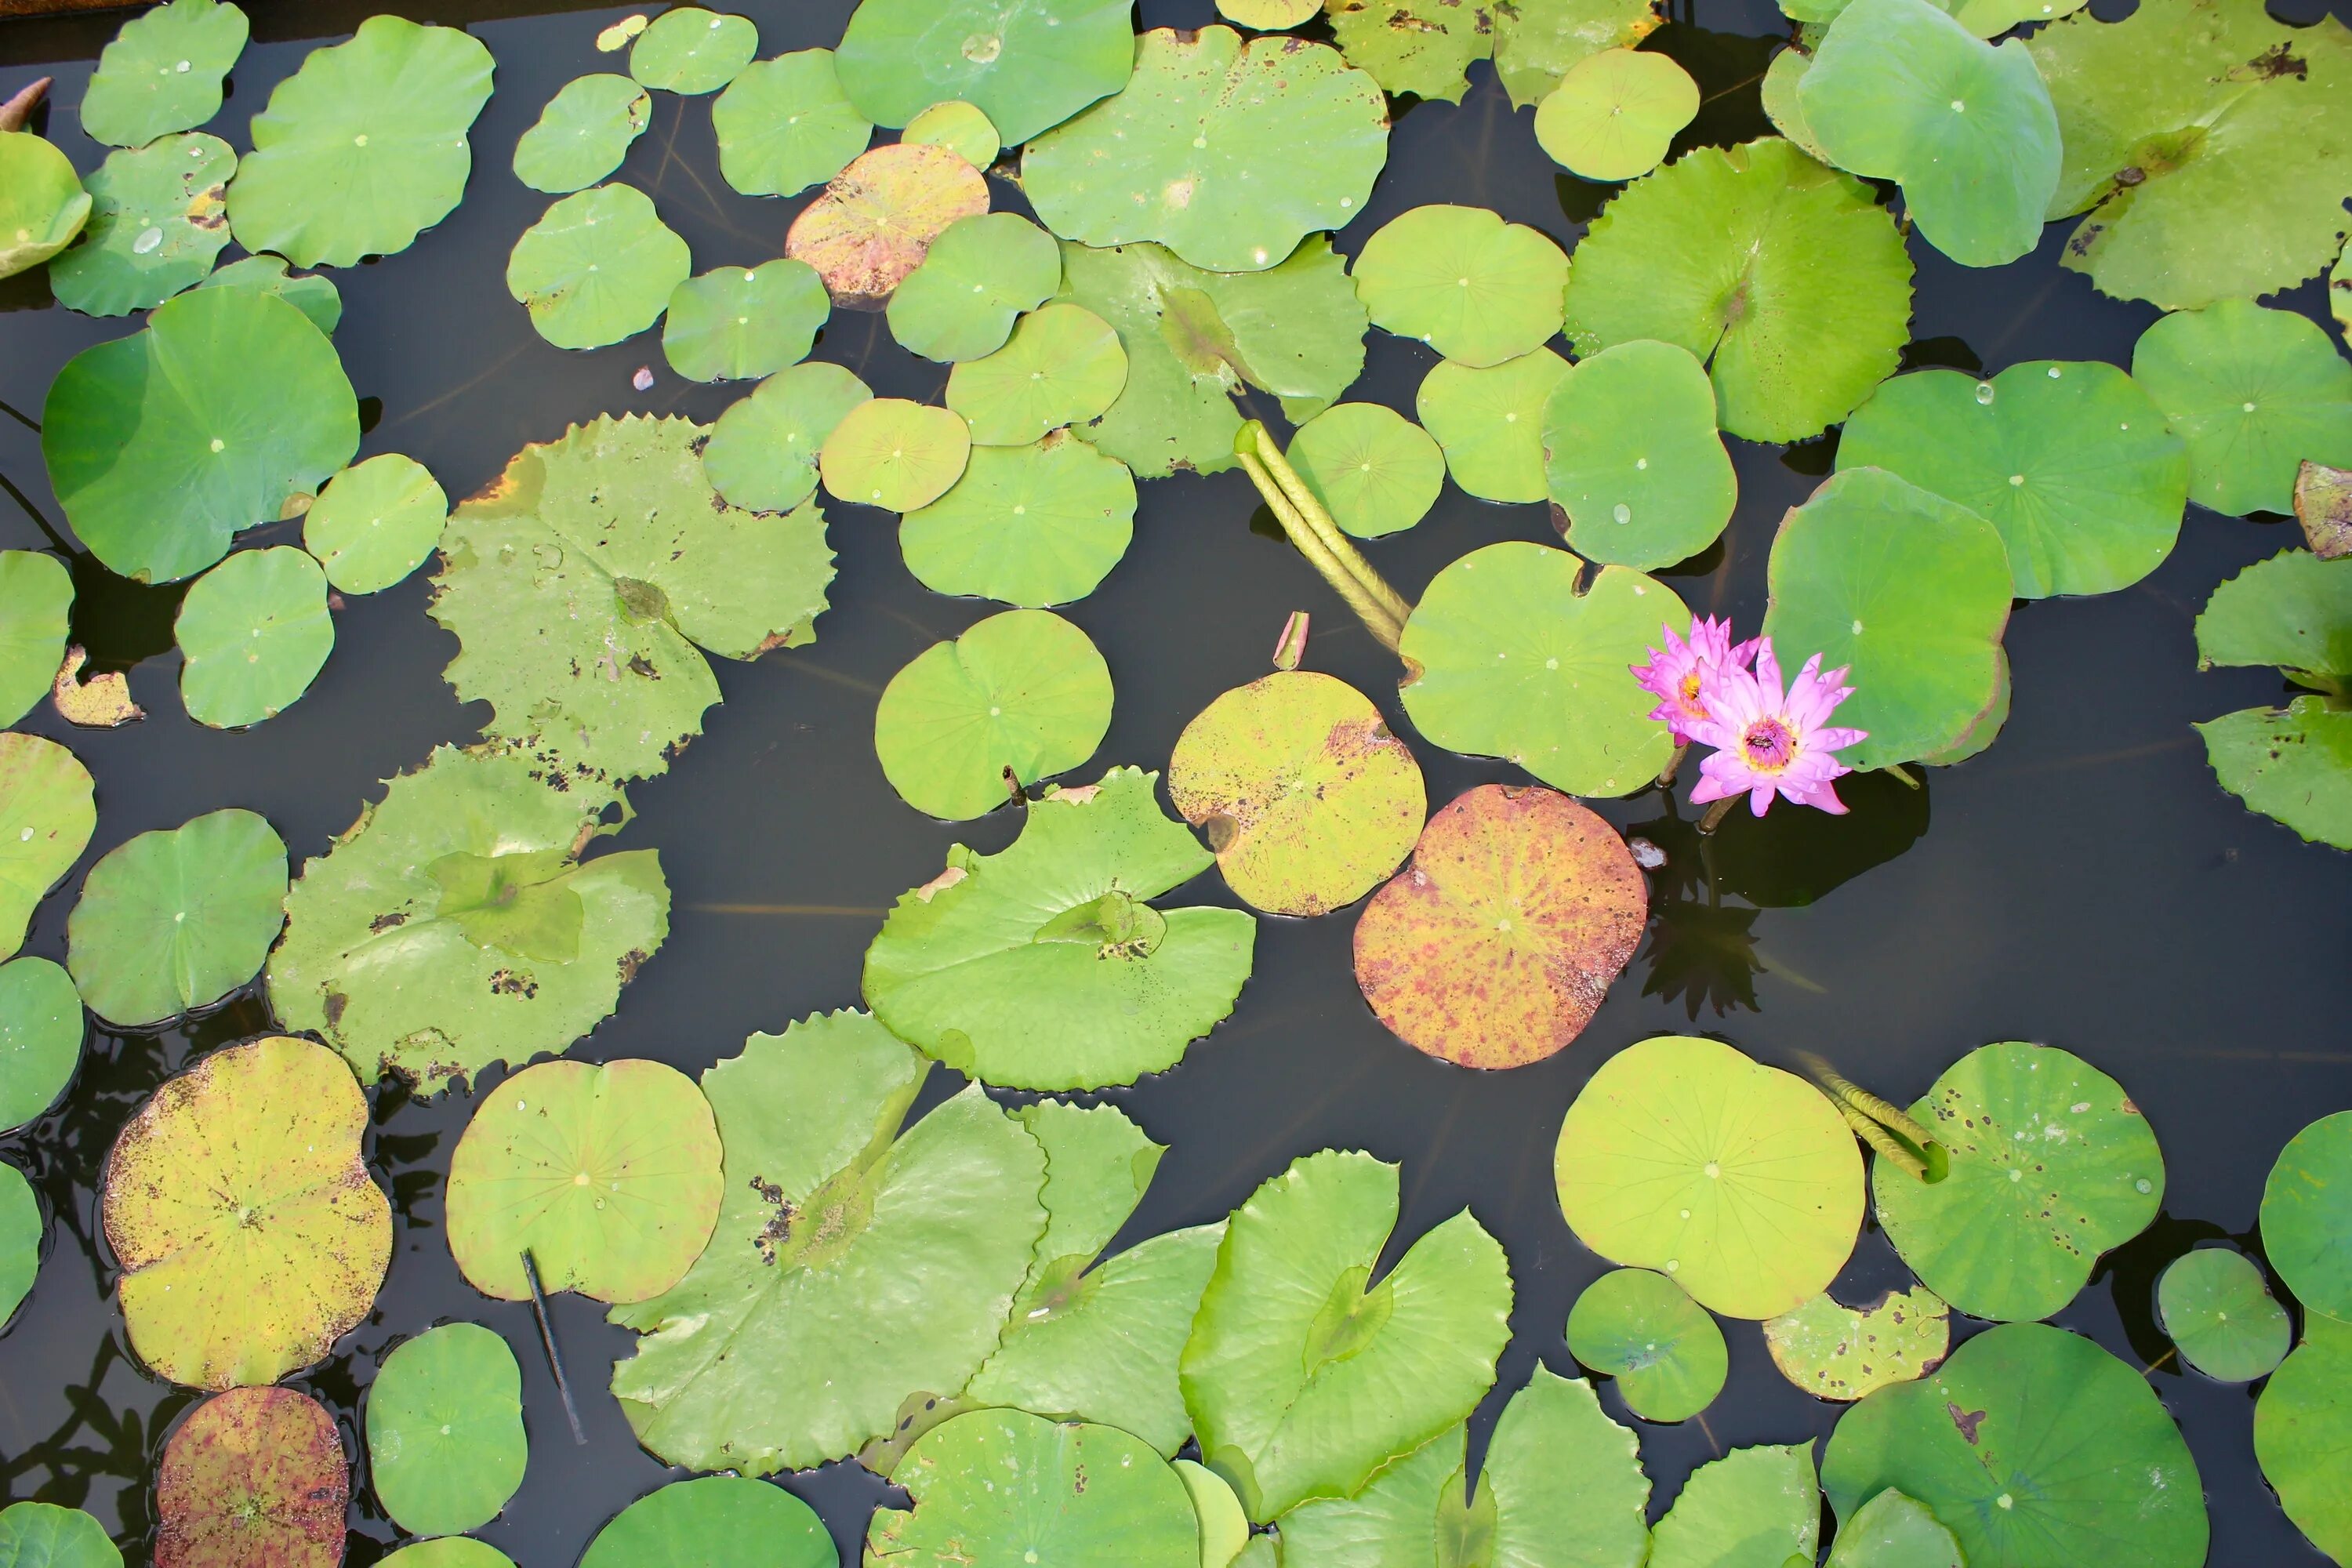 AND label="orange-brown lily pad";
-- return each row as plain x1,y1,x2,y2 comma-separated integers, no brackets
156,1385,349,1568
784,141,989,309
1352,784,1646,1069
